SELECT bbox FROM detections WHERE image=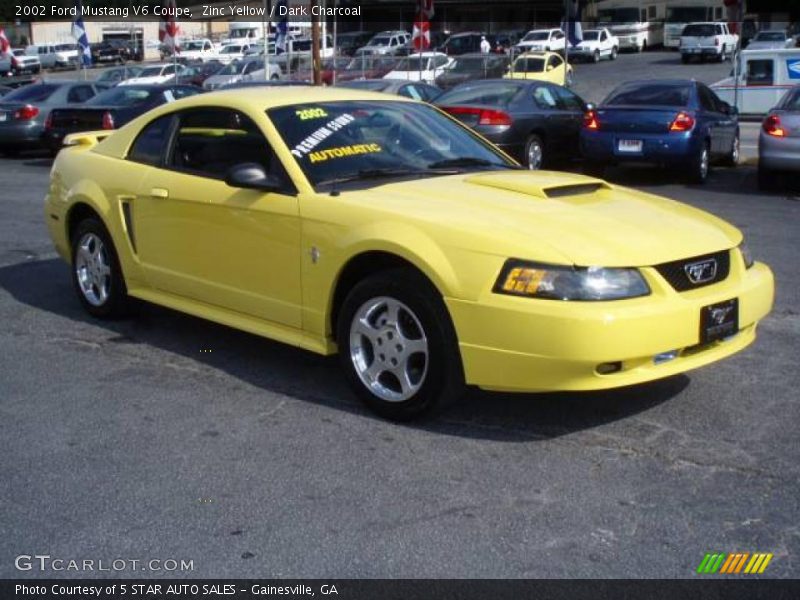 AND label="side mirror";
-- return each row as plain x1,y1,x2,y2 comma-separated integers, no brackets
225,163,281,192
